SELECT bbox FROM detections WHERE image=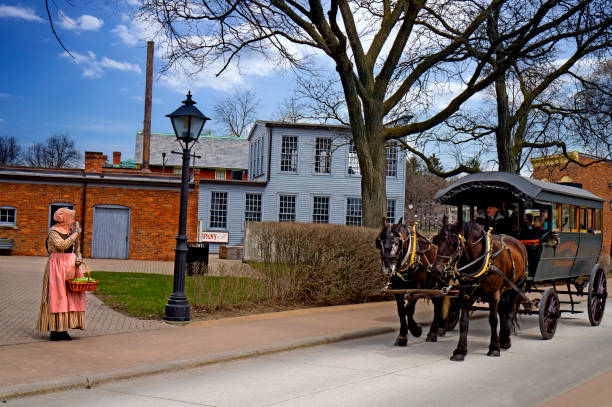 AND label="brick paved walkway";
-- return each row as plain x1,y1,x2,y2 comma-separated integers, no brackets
0,256,172,346
0,255,257,346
